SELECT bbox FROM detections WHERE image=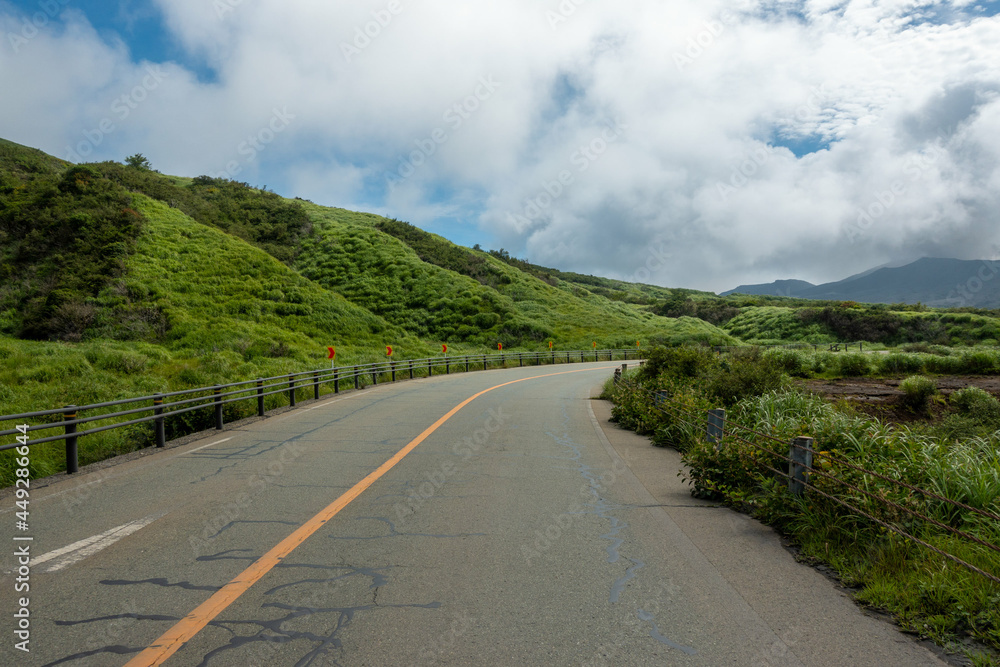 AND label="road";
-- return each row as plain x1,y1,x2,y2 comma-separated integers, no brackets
1,362,950,666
